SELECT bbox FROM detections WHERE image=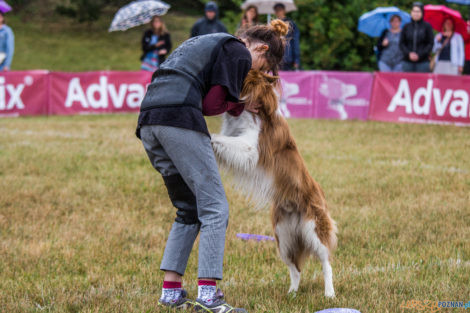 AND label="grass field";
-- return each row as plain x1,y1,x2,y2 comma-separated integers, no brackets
8,12,197,71
0,115,468,312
